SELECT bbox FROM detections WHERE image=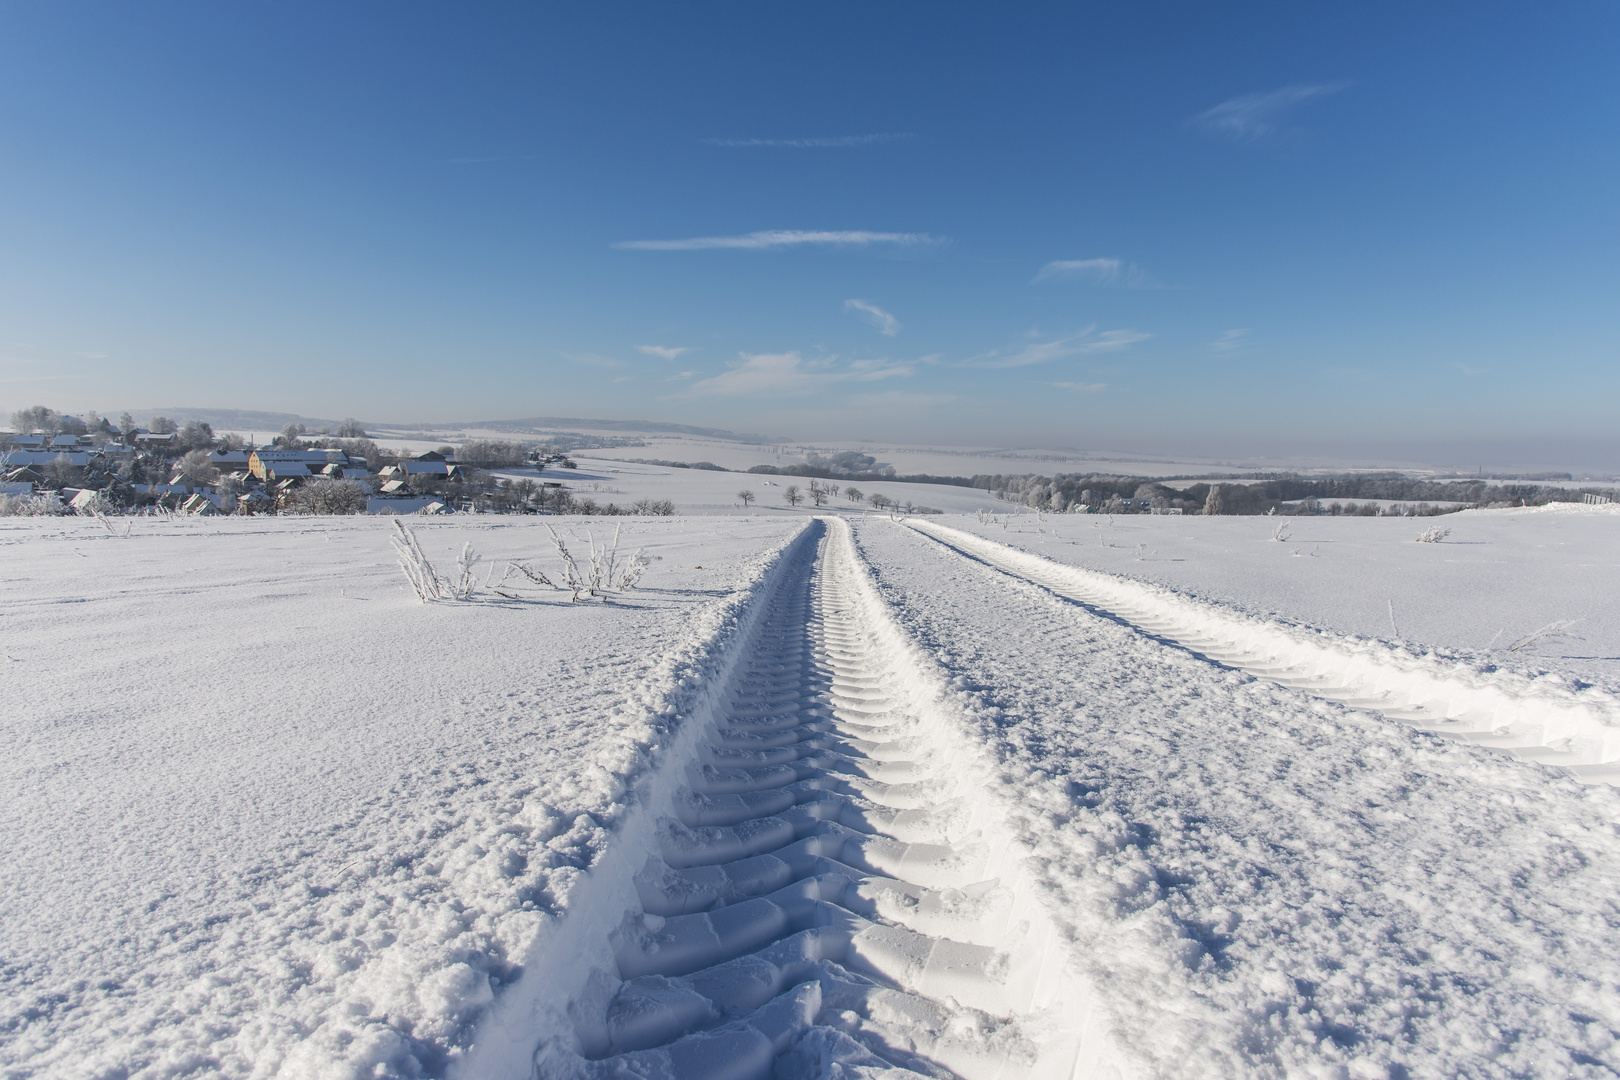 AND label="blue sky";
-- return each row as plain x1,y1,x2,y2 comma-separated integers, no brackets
2,2,1617,468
